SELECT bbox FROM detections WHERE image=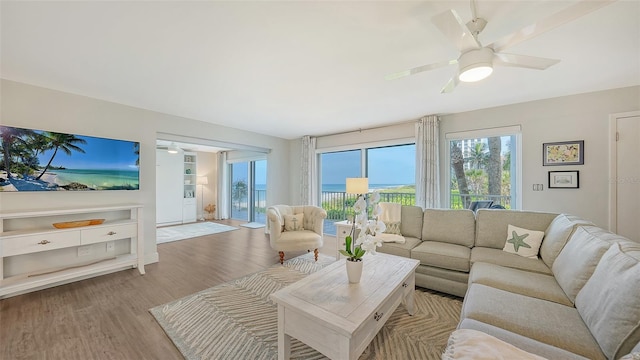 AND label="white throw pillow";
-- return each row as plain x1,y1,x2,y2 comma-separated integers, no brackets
502,224,545,258
283,213,304,231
